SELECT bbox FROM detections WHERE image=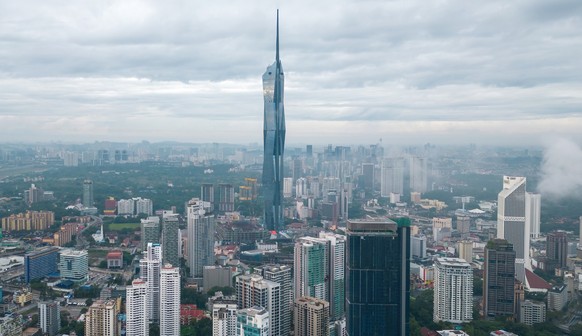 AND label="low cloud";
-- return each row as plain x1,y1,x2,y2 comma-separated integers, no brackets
538,138,582,199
